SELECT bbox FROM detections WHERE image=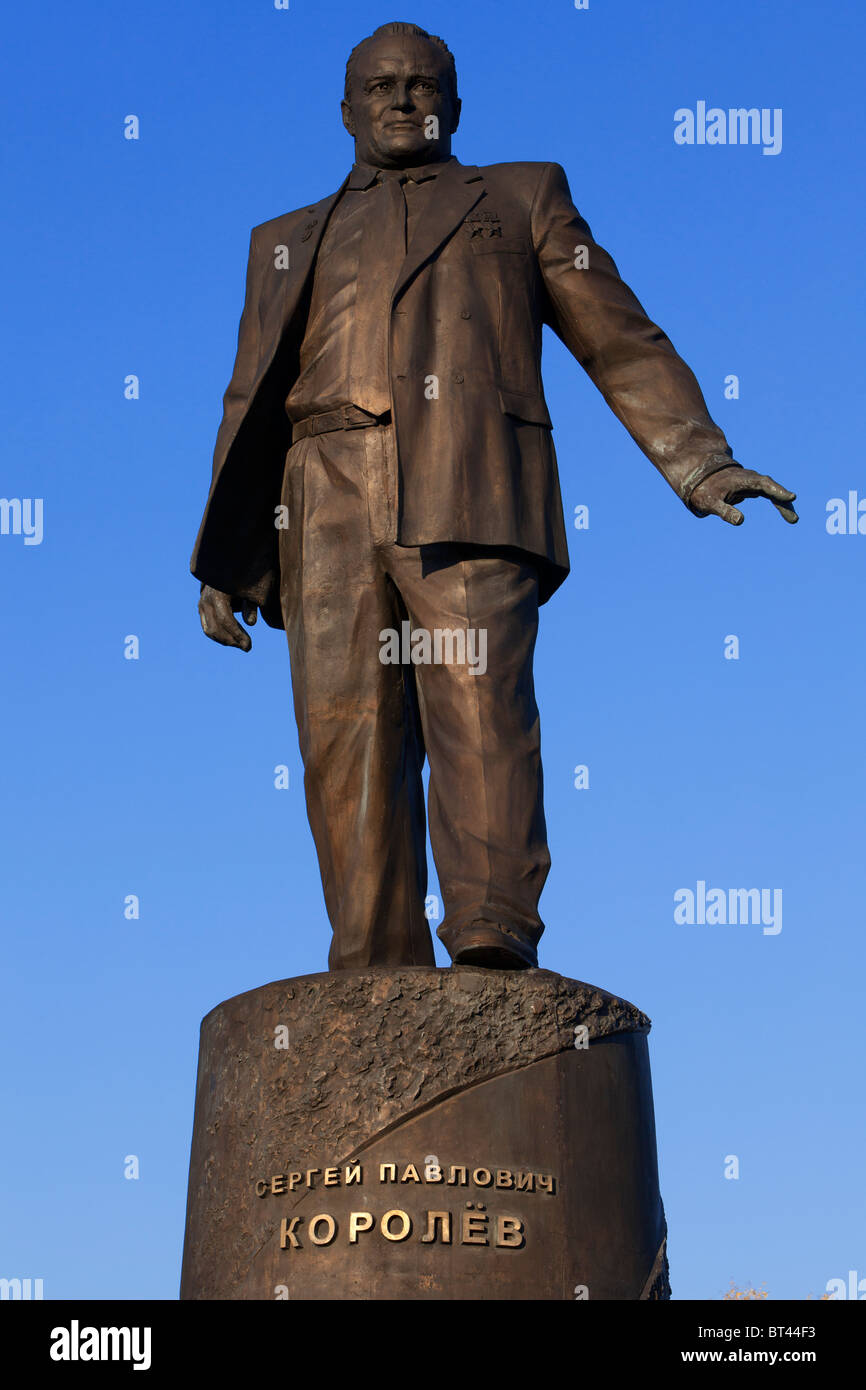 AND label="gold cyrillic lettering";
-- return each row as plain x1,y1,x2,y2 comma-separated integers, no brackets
496,1215,525,1248
348,1211,375,1243
308,1213,337,1246
420,1211,452,1243
461,1211,489,1245
381,1209,412,1241
280,1217,301,1249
